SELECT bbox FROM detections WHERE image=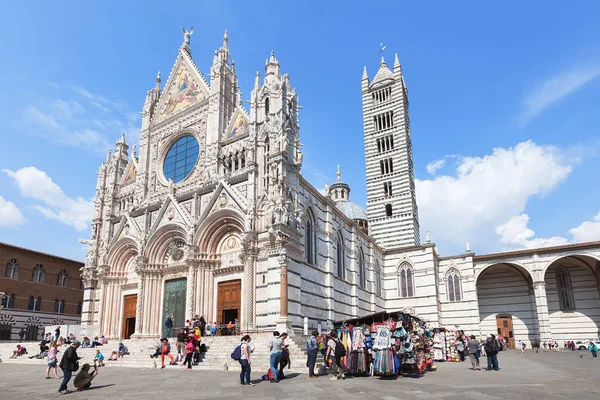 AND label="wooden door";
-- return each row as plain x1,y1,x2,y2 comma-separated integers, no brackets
122,295,137,339
217,280,241,328
496,316,514,349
